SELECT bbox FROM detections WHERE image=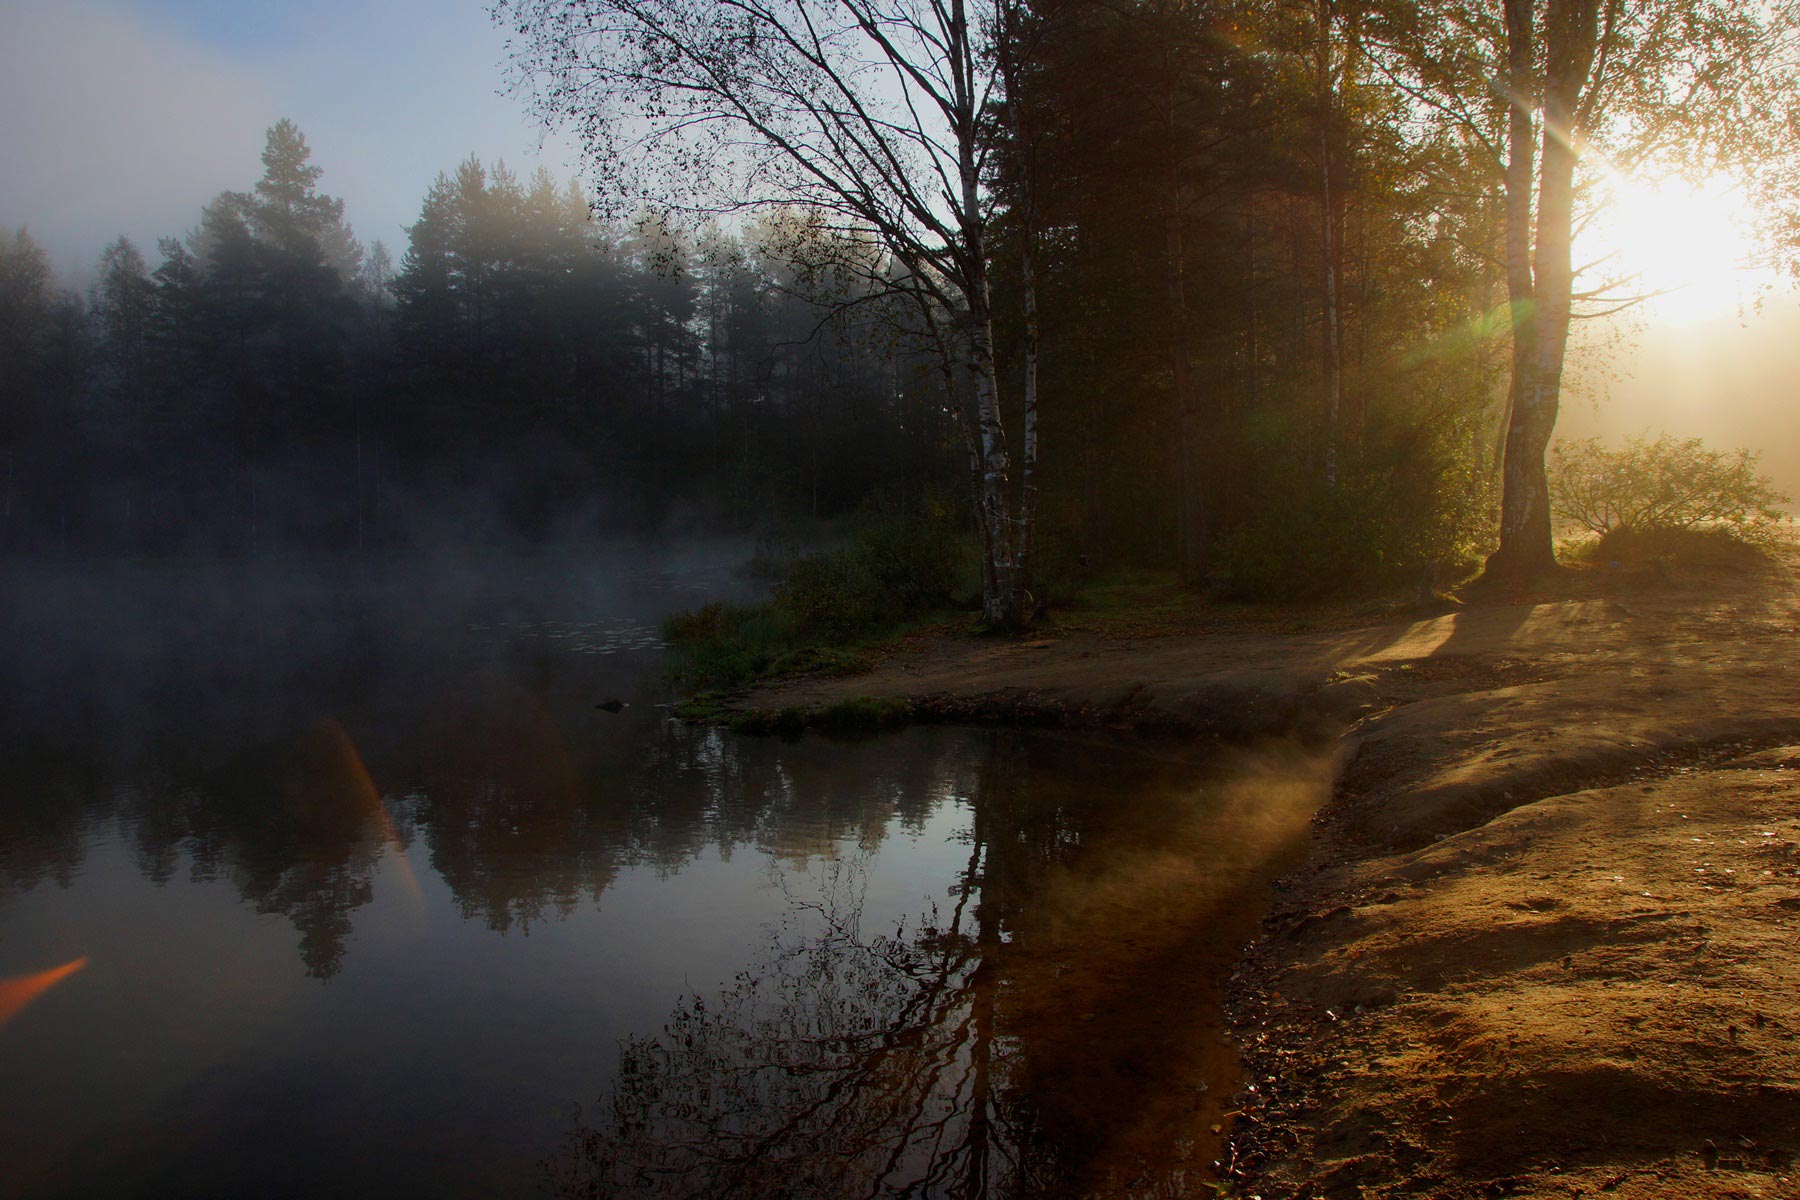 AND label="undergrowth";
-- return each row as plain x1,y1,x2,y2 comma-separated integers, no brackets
1568,524,1781,575
663,601,879,690
663,502,974,692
